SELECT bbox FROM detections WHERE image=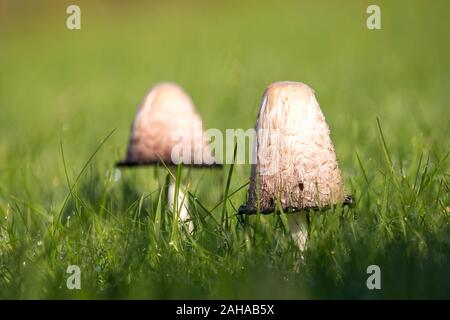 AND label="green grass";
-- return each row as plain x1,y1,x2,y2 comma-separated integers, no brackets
0,0,449,299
